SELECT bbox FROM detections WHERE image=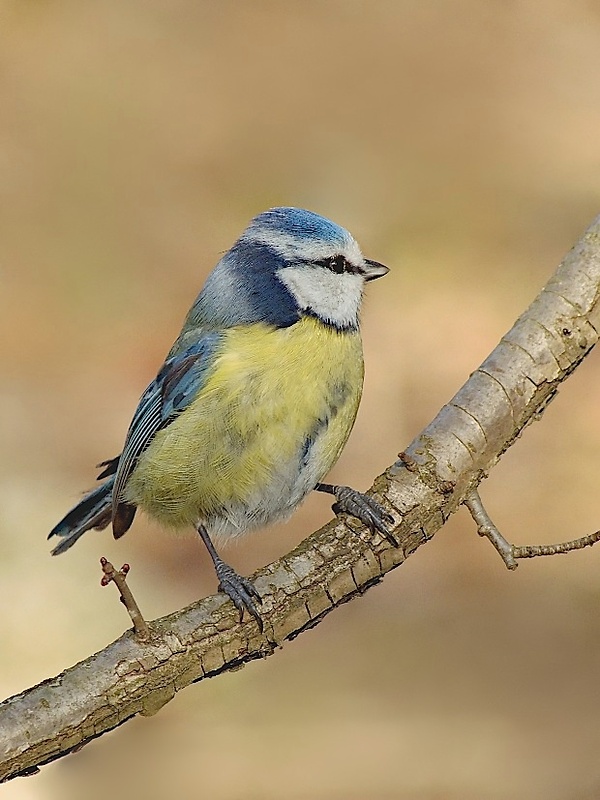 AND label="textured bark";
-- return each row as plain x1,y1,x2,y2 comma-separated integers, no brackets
2,216,600,782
